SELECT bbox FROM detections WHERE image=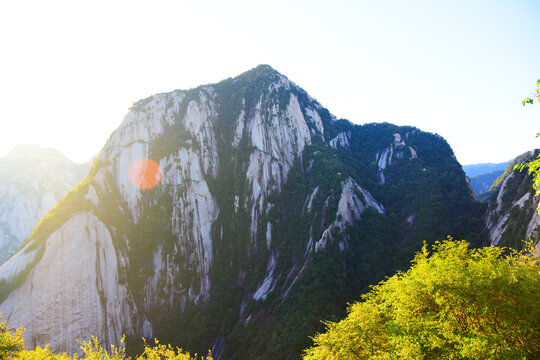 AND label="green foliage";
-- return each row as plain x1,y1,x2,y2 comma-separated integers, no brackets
521,79,540,106
231,209,402,360
124,187,180,303
210,120,486,359
517,79,540,212
515,152,540,209
0,319,212,360
16,346,74,359
150,90,198,160
135,338,212,360
214,64,282,120
131,96,155,112
0,316,24,358
303,239,540,360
